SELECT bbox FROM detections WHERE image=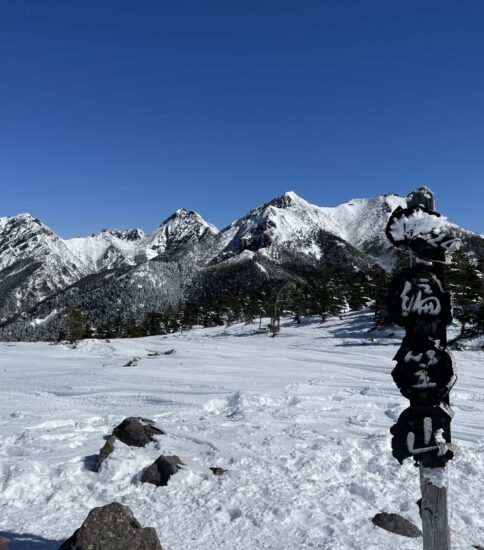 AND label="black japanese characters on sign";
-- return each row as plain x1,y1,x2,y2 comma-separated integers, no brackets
385,195,457,468
390,403,454,467
392,338,456,405
388,268,452,328
385,205,458,264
